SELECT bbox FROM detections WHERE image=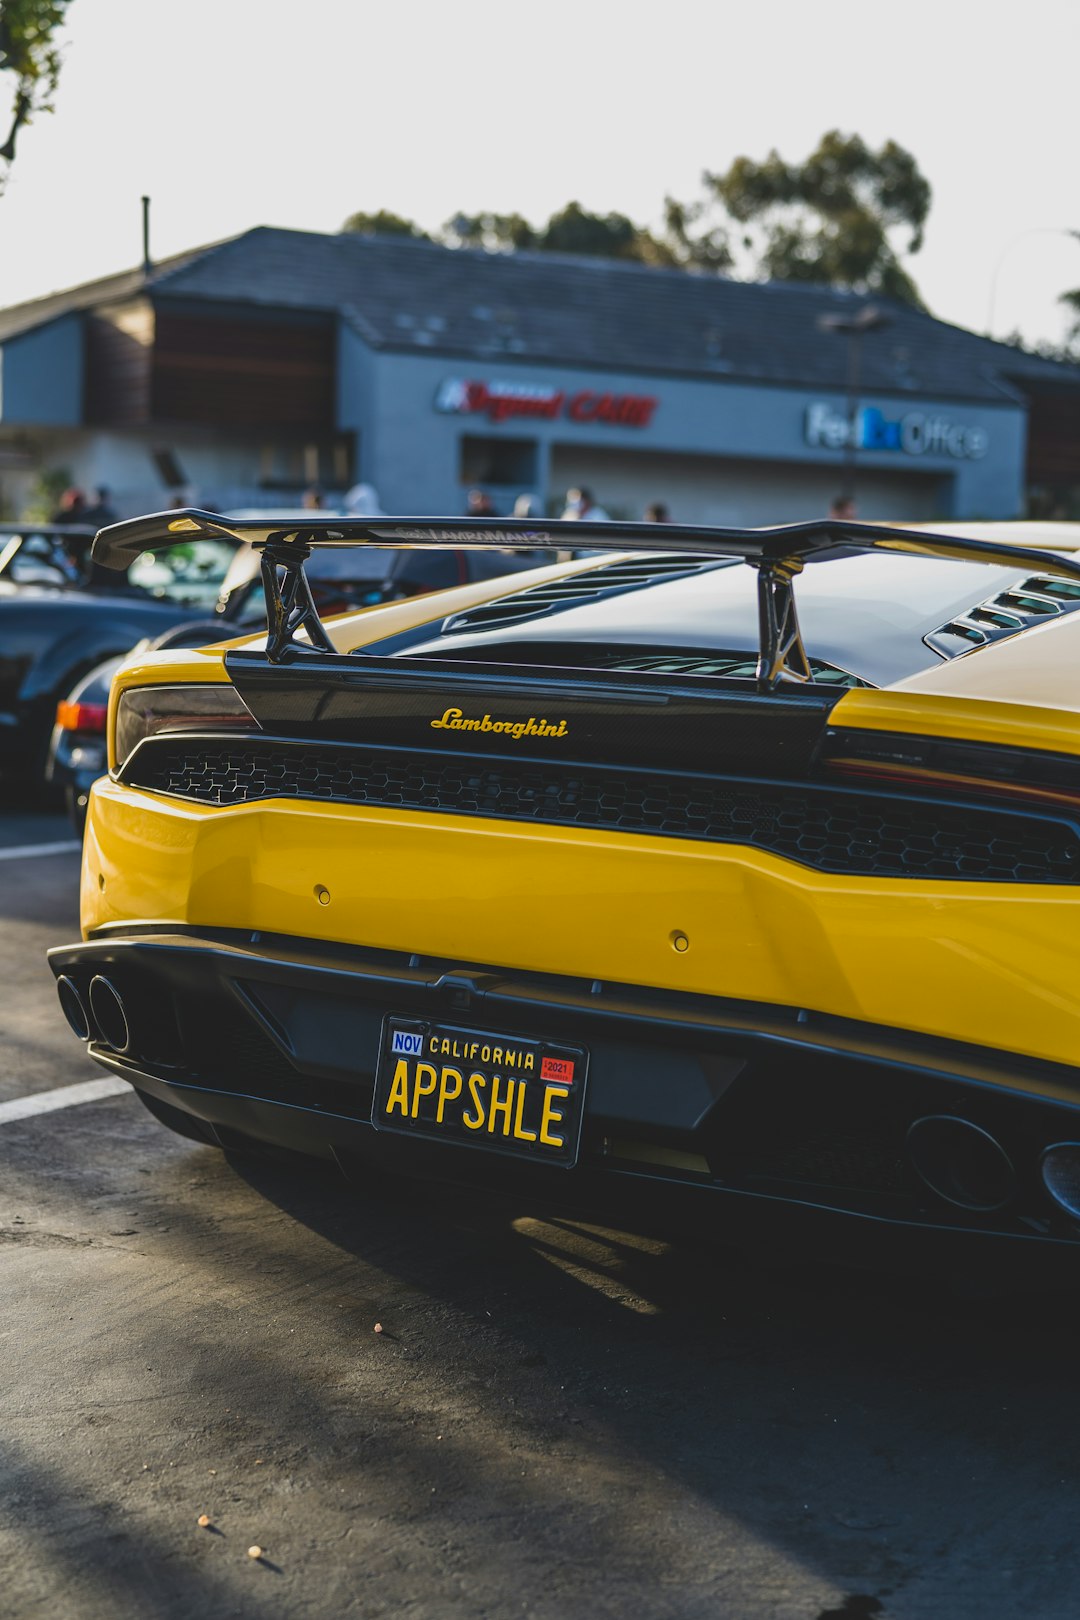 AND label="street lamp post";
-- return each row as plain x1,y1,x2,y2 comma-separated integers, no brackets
816,304,893,506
